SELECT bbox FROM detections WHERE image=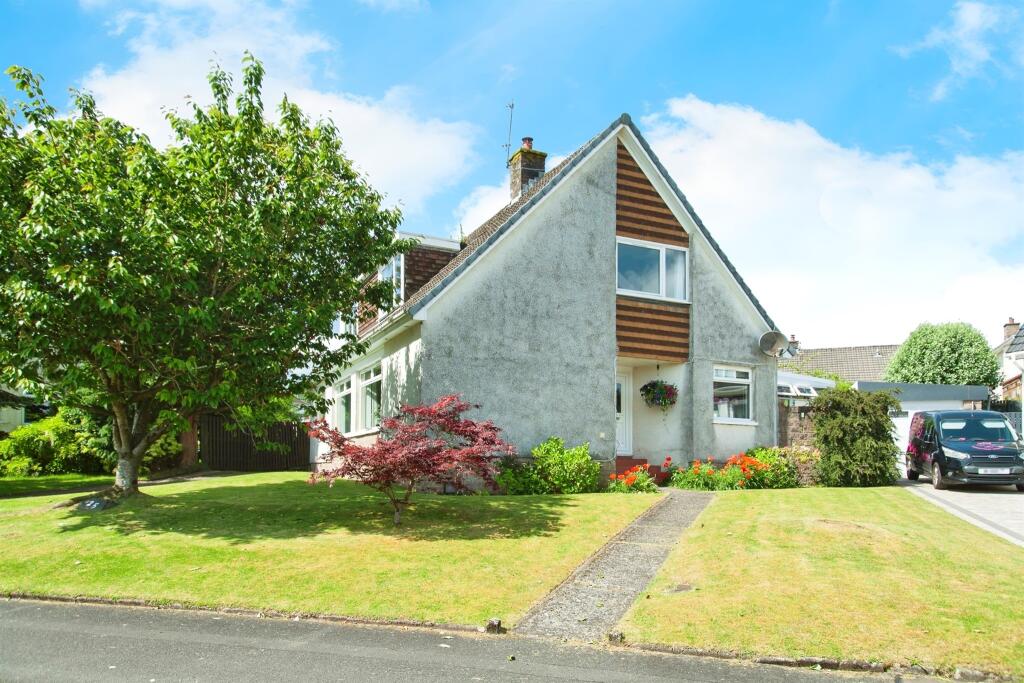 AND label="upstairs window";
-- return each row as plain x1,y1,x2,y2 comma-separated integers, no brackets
379,255,404,317
616,237,687,302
